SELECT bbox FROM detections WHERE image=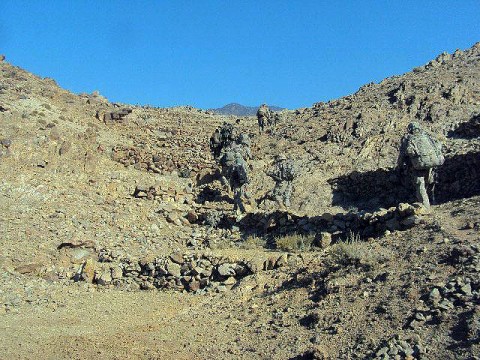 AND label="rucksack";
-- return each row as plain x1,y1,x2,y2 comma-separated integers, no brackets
406,133,444,170
233,163,249,185
281,162,295,181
